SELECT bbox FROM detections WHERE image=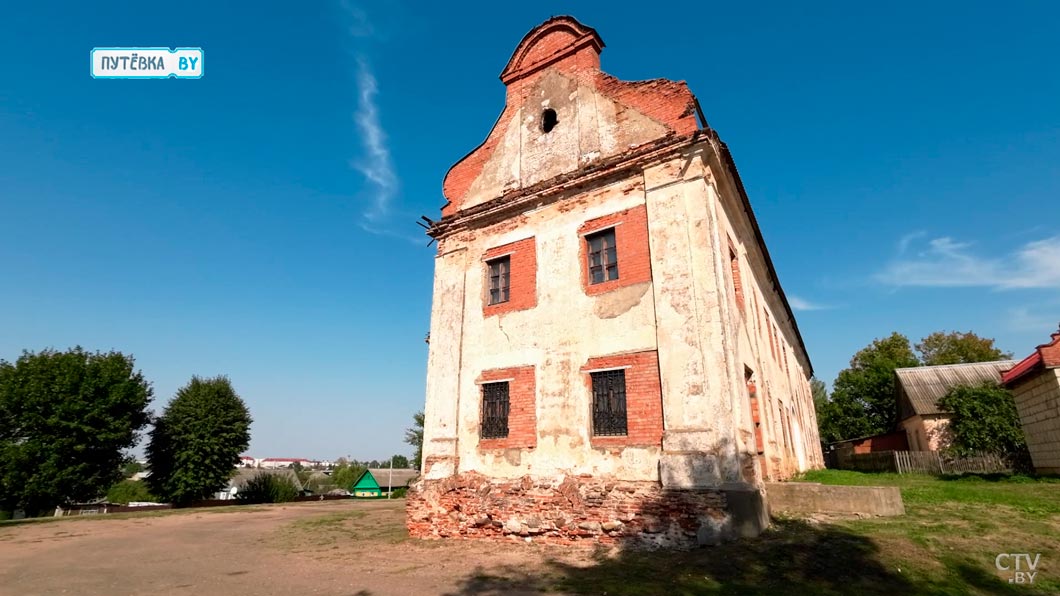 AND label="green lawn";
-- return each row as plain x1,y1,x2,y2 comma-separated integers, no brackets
515,471,1060,595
